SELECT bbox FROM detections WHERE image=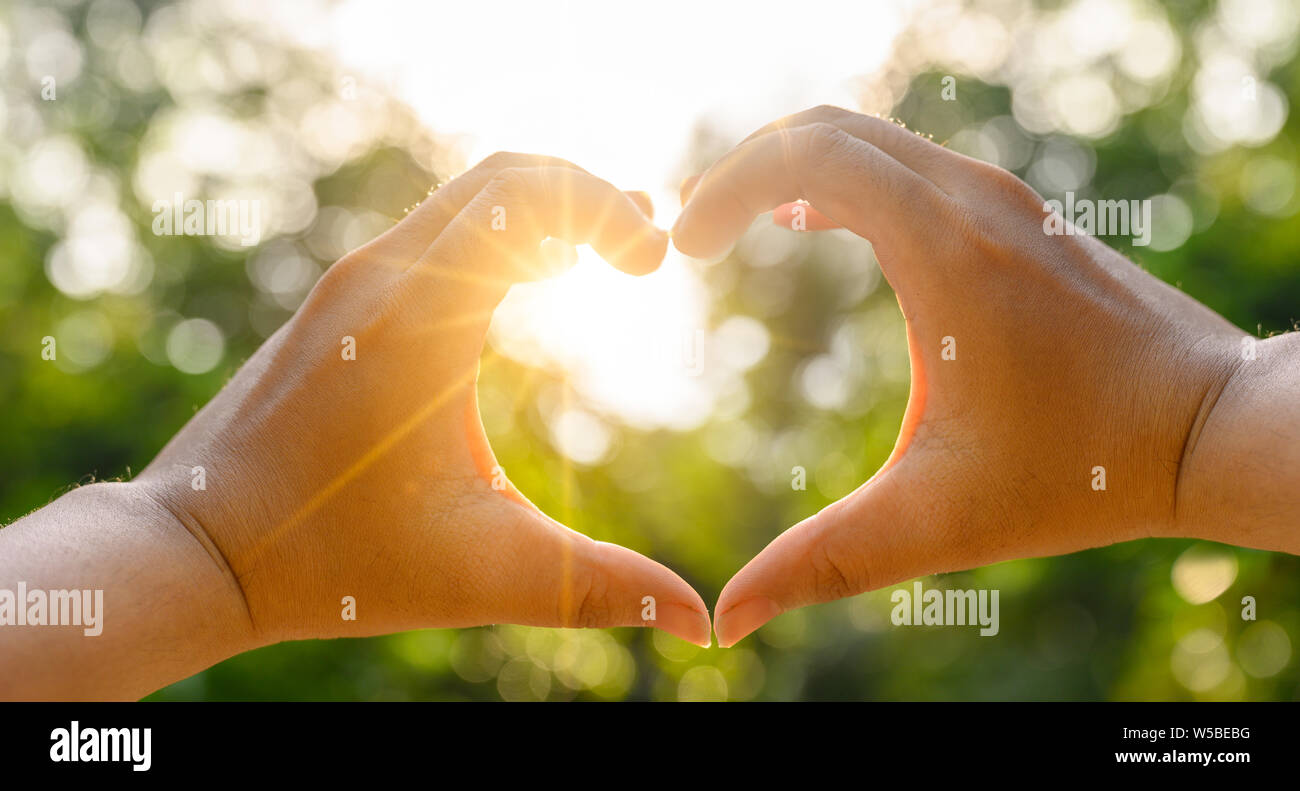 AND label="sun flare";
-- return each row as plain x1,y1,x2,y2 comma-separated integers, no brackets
490,244,714,429
324,0,907,427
